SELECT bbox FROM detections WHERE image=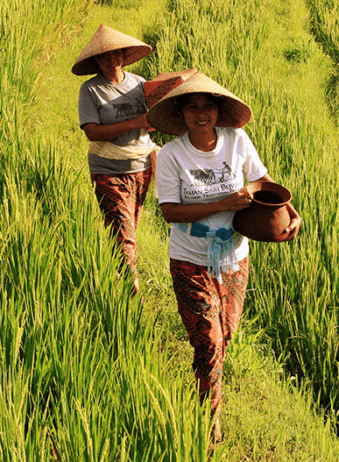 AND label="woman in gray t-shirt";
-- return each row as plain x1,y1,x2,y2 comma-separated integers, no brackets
72,24,156,295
